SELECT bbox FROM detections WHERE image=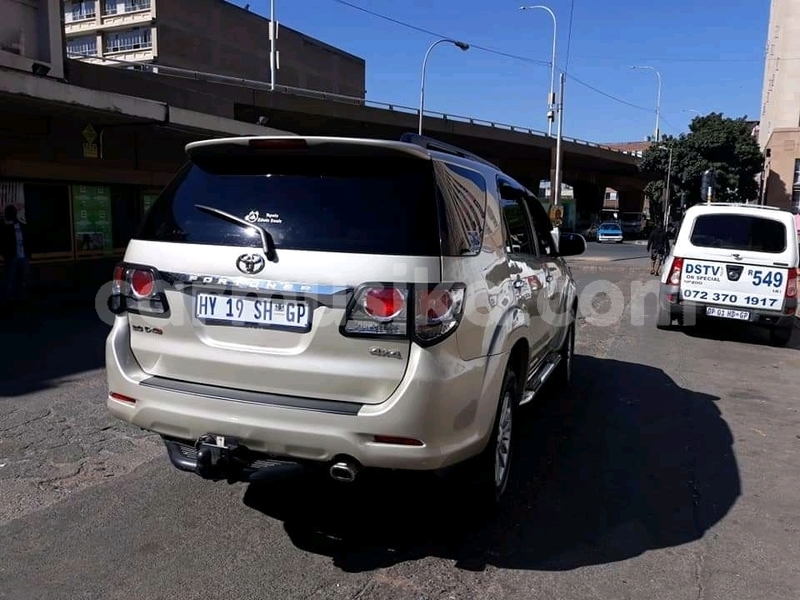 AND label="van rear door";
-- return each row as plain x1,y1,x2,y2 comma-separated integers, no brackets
681,211,794,312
